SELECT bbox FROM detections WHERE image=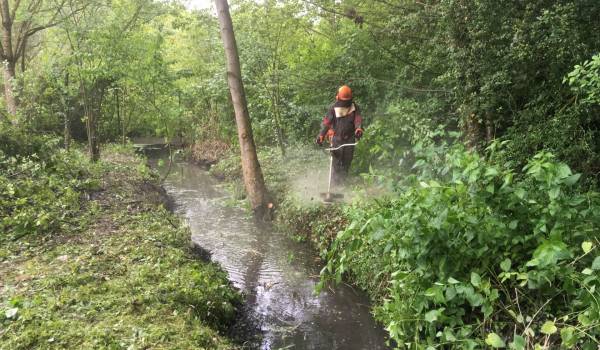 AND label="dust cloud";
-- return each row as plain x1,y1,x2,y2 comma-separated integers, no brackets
279,146,391,205
286,154,359,204
289,163,332,203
